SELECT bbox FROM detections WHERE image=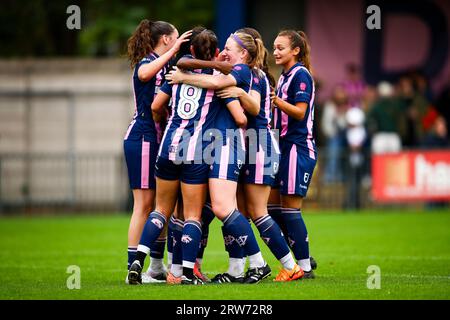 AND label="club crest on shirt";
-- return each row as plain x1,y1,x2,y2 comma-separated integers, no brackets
300,82,307,91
